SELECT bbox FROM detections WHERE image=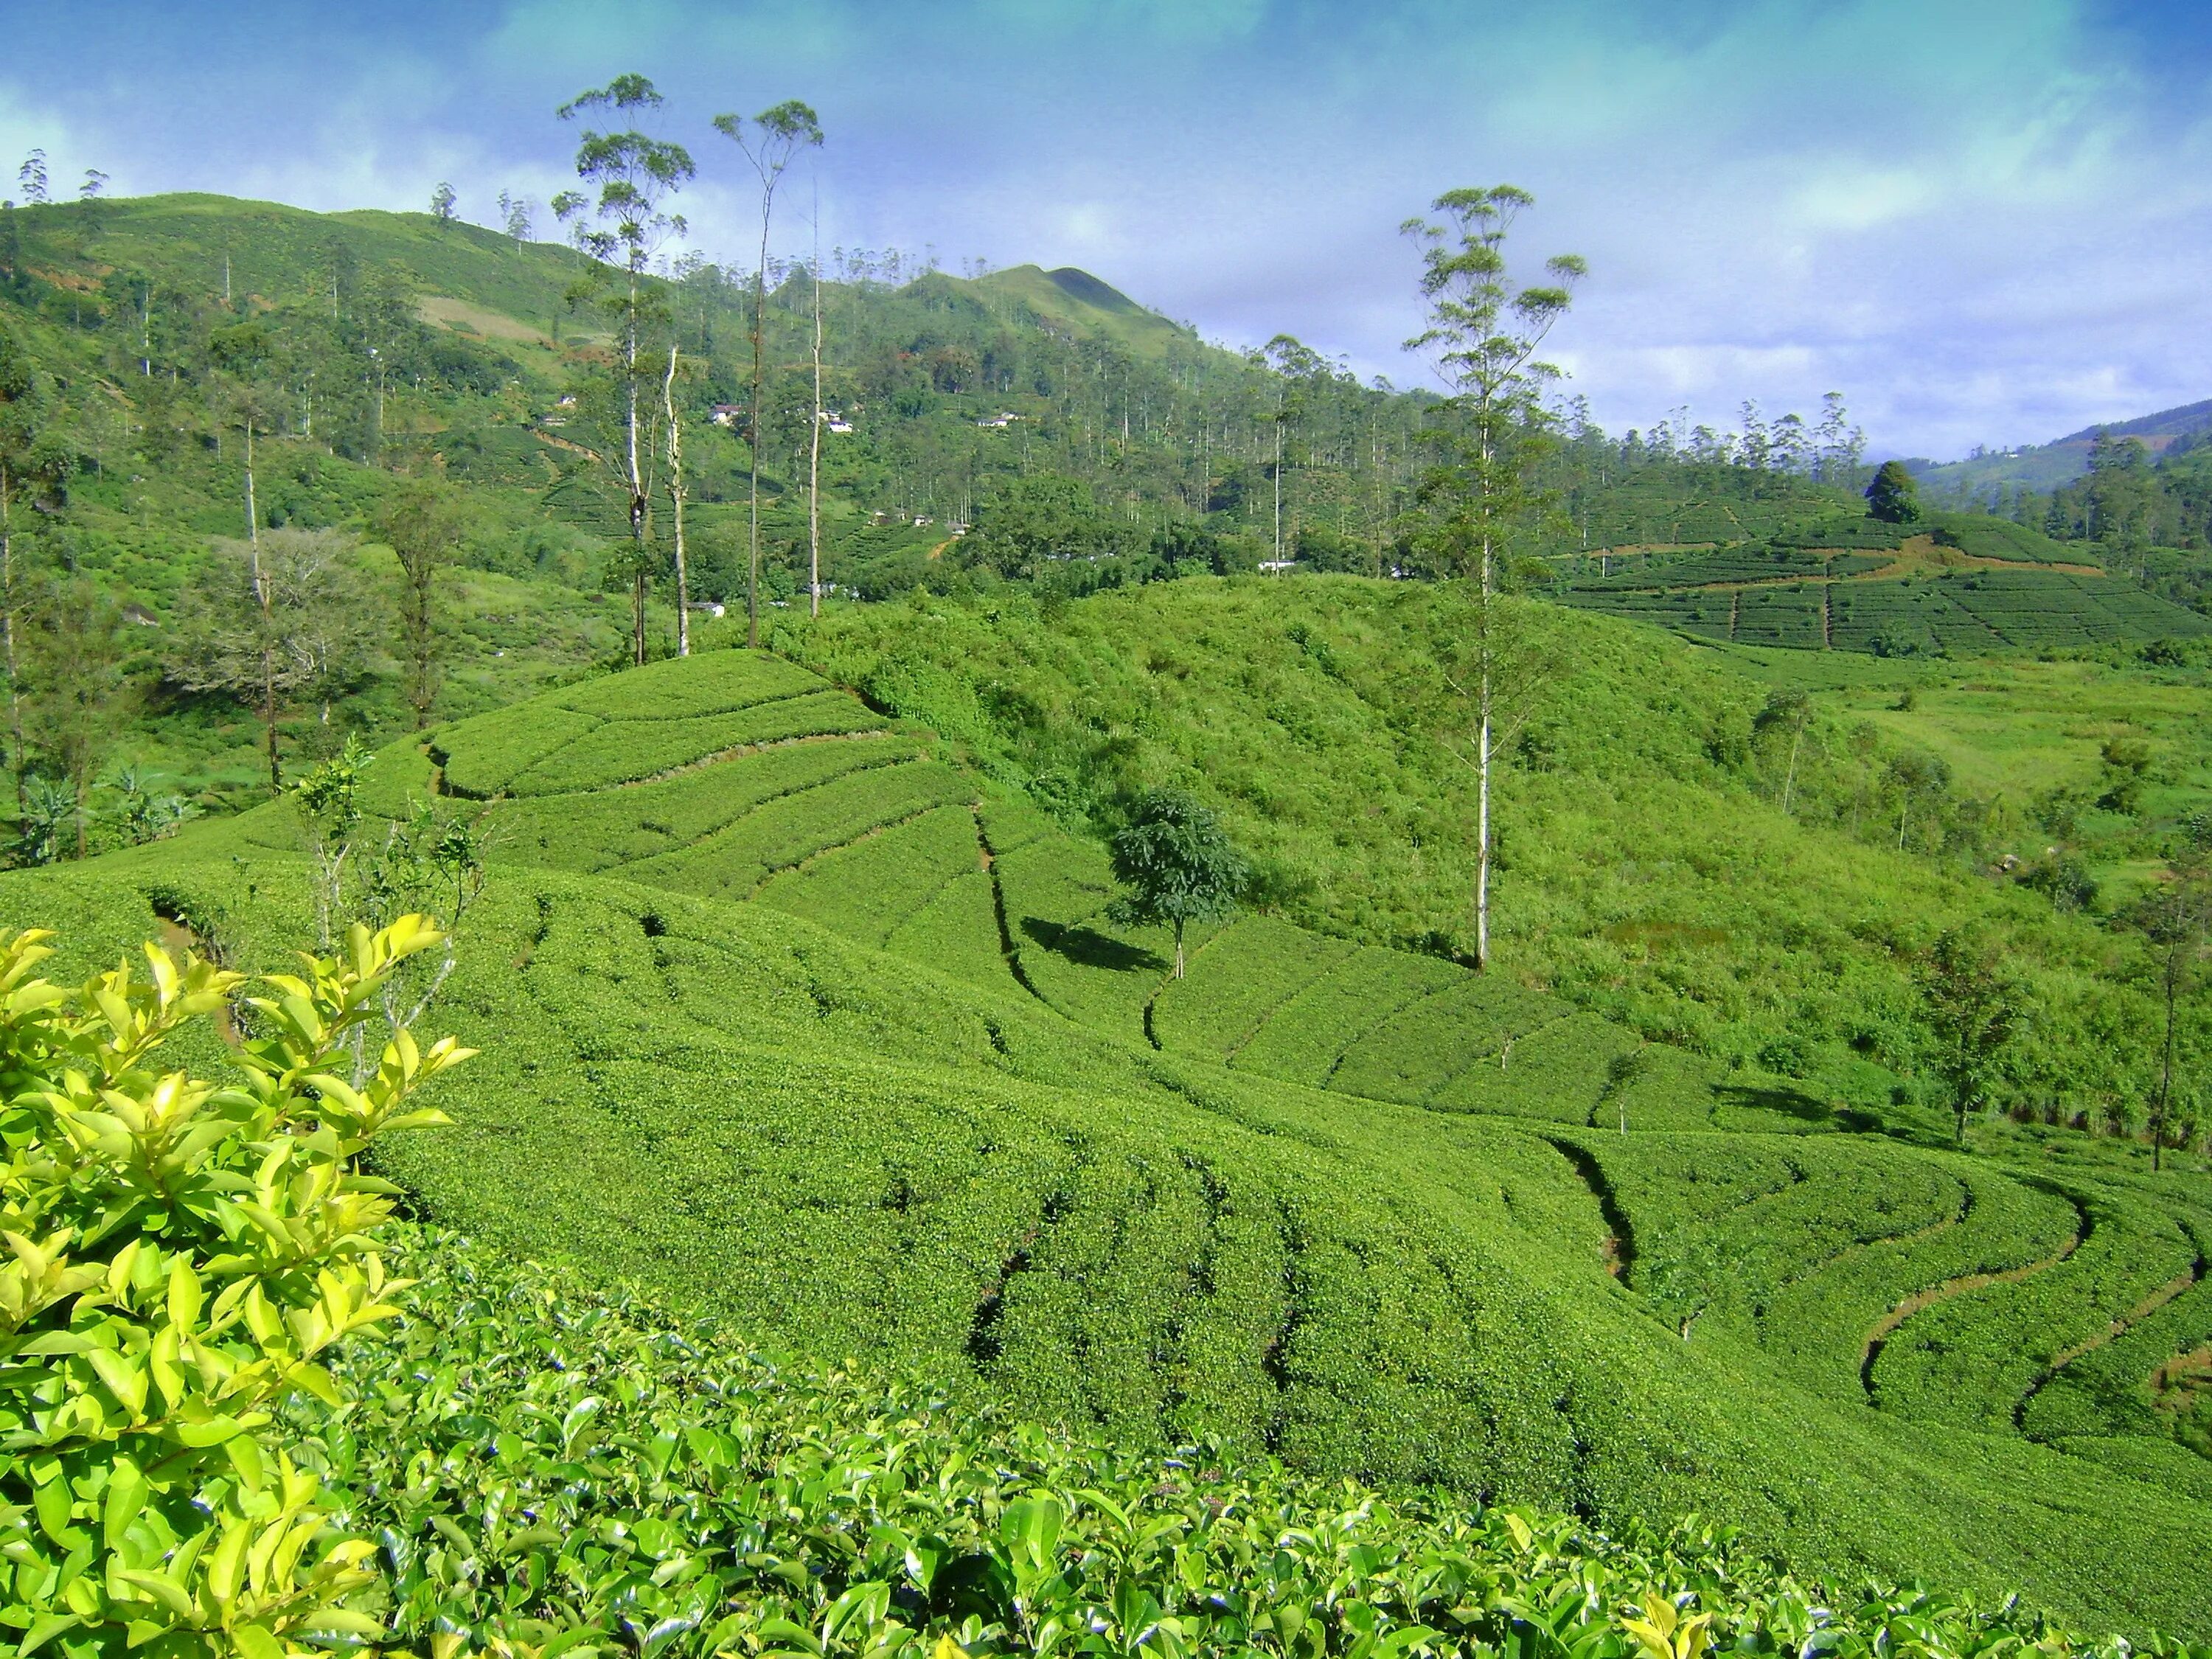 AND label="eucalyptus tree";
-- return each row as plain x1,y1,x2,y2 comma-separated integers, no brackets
554,74,695,664
714,100,822,647
1259,334,1326,569
1401,184,1584,969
